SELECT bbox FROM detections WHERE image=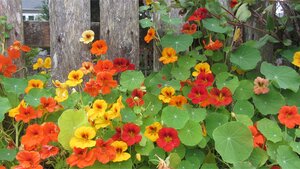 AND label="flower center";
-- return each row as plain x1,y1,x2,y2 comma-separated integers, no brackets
81,133,89,139
164,136,172,143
